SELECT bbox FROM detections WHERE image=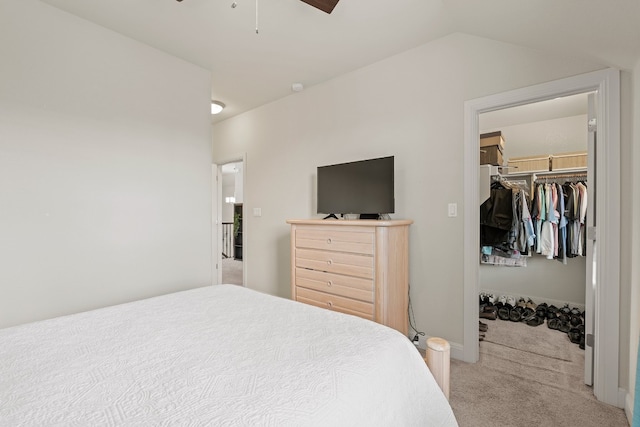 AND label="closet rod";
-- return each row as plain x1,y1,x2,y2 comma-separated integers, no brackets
491,175,529,185
533,171,587,182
